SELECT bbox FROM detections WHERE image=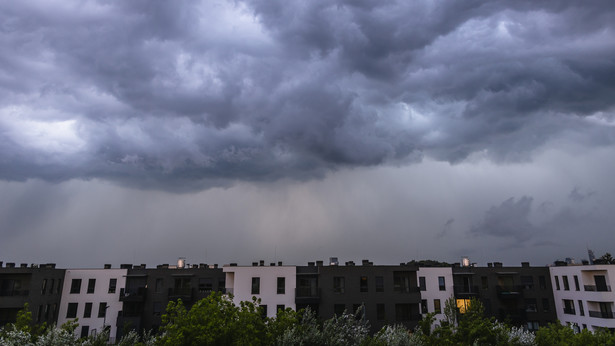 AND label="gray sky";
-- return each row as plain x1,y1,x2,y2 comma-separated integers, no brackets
1,0,614,268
